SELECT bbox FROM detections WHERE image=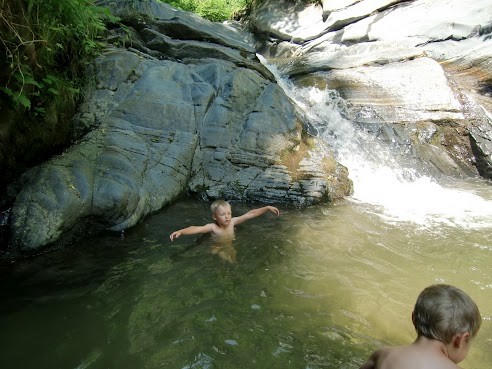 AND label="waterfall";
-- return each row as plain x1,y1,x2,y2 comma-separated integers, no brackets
259,56,492,229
